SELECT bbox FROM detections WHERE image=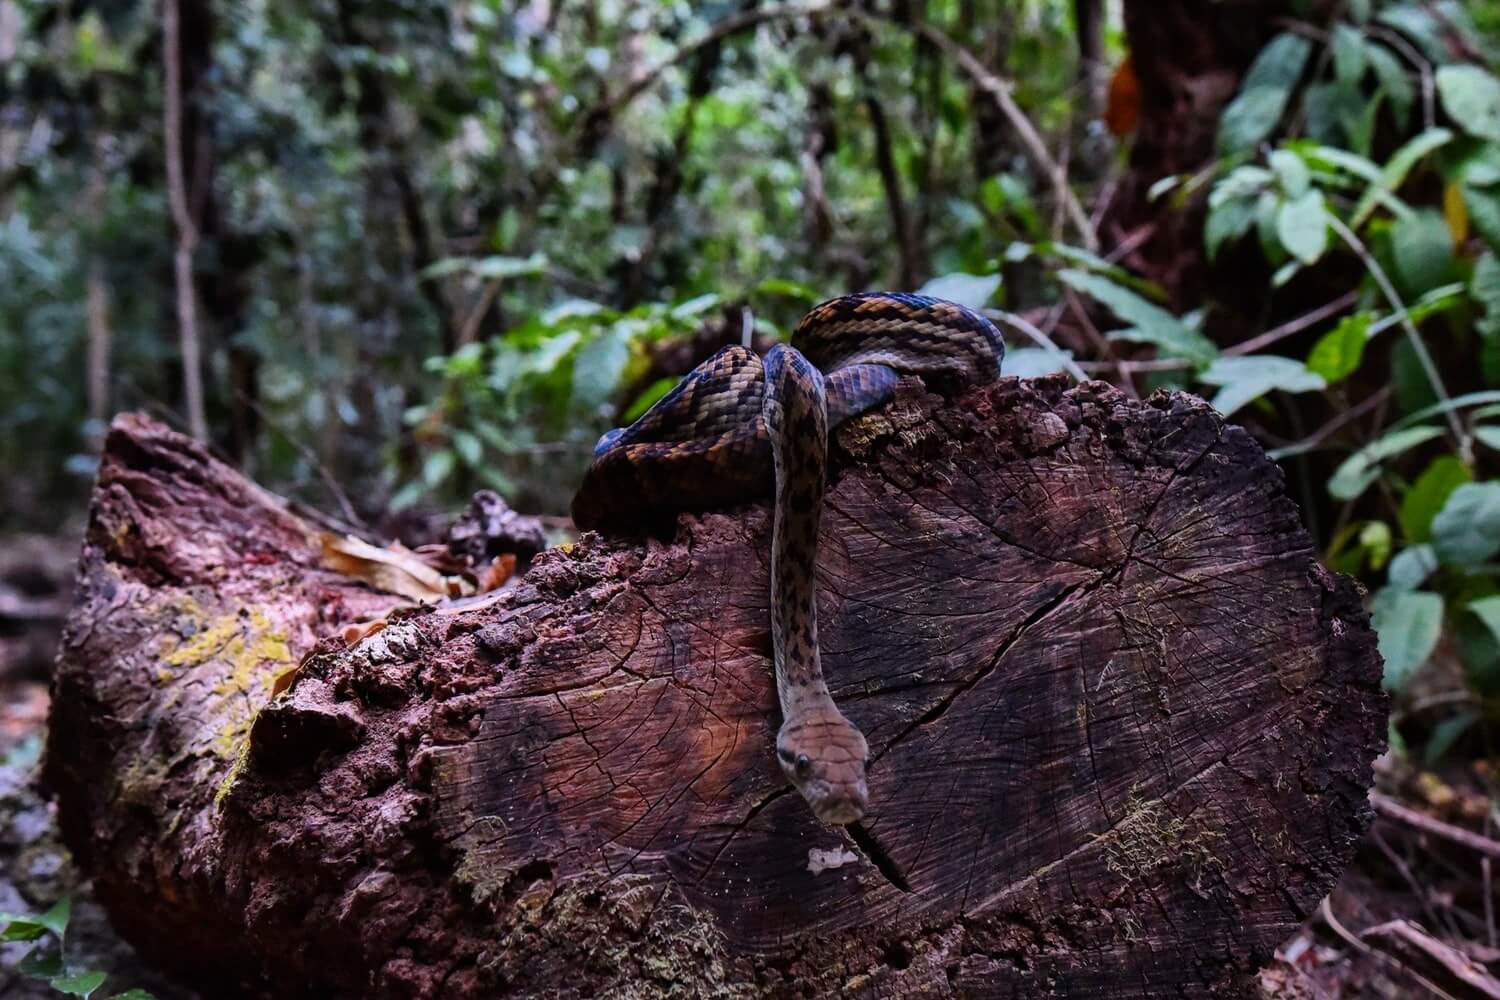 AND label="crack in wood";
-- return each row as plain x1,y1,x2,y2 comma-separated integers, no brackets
847,821,913,893
873,578,1087,763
